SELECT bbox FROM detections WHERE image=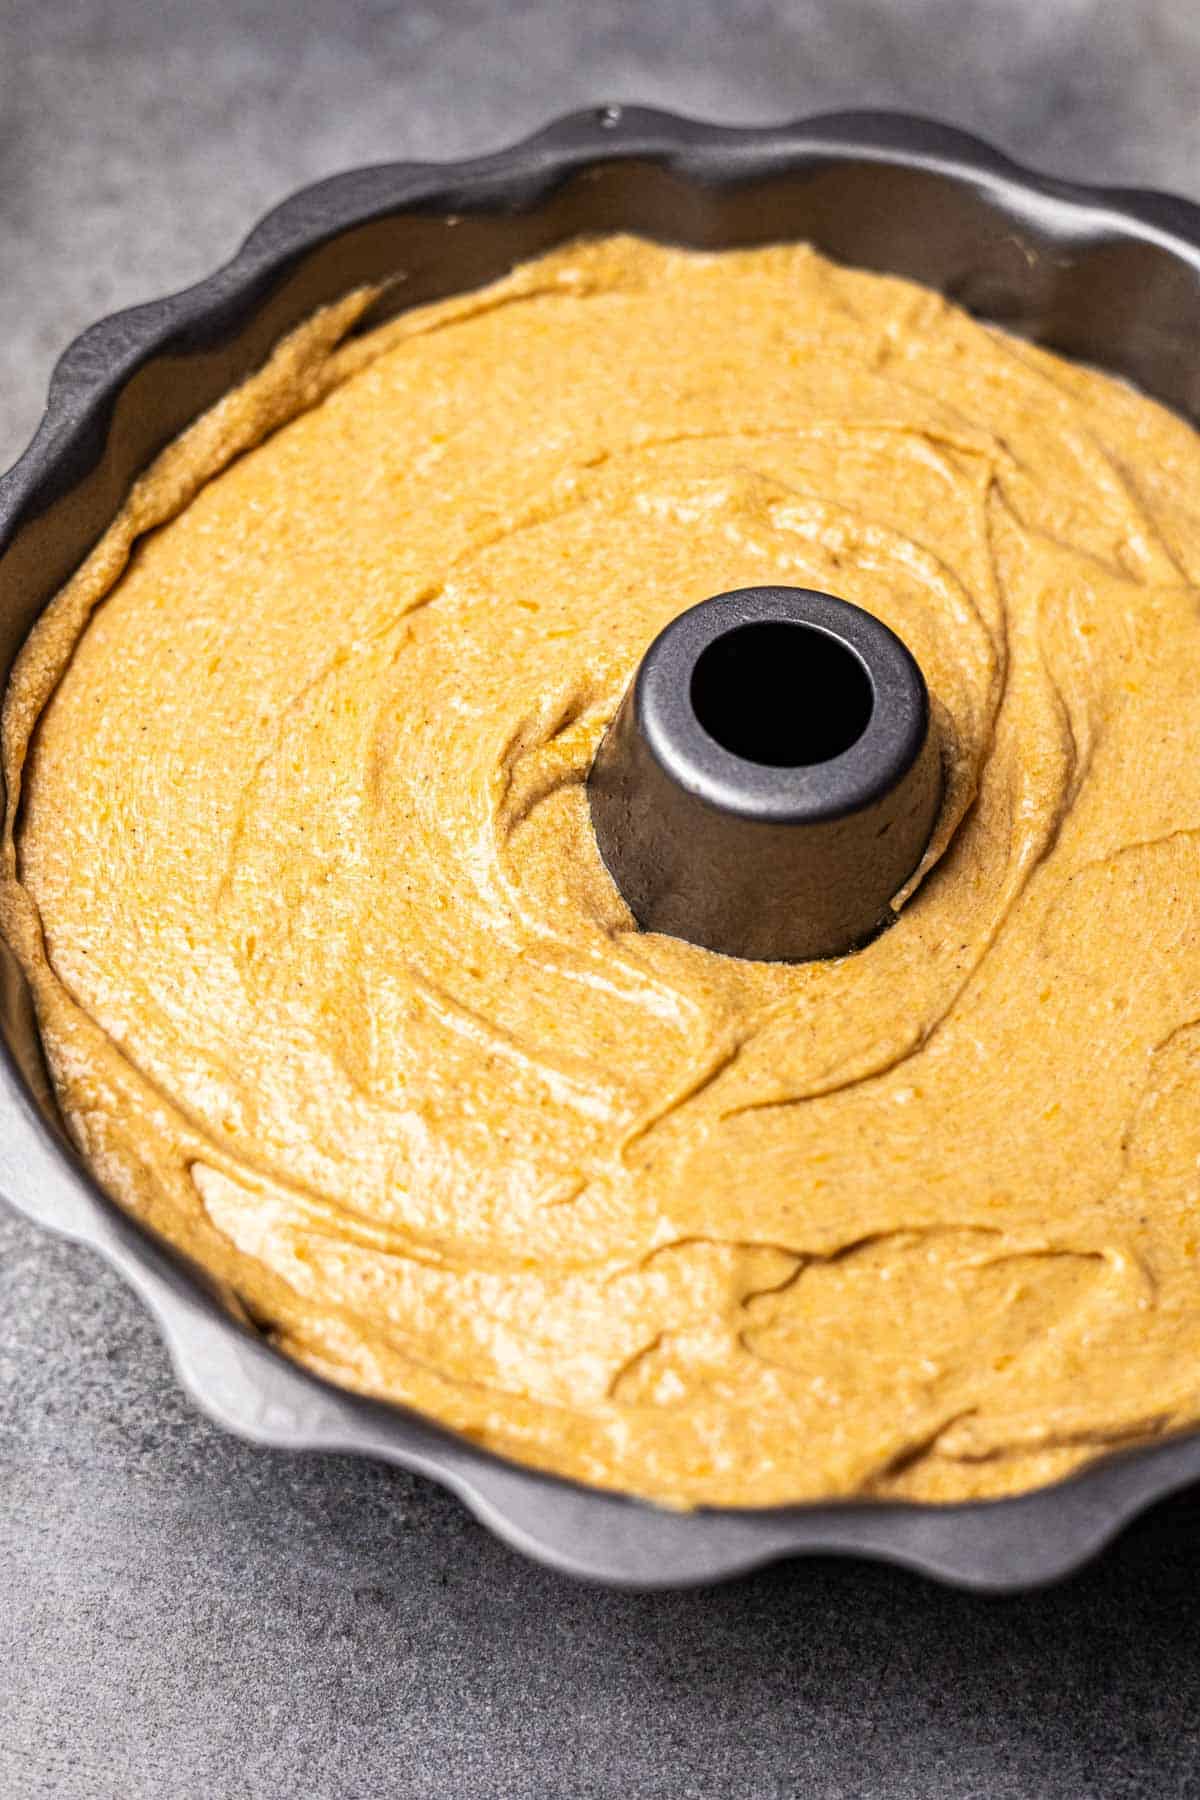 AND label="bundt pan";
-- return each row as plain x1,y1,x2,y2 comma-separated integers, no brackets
4,106,1200,1591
